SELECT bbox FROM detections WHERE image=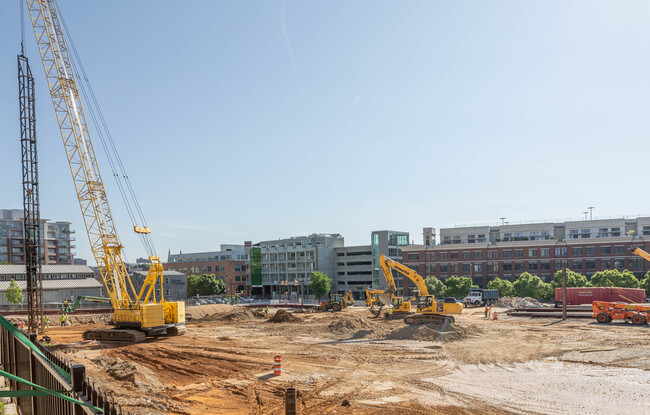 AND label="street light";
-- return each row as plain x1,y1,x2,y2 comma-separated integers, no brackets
588,206,594,220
